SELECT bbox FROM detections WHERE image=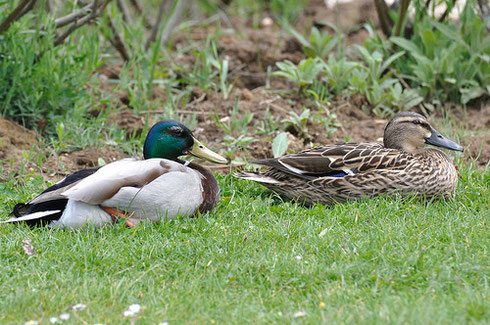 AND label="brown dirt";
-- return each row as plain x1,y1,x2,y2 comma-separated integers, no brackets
457,104,490,167
0,116,39,179
42,147,124,178
0,114,124,181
